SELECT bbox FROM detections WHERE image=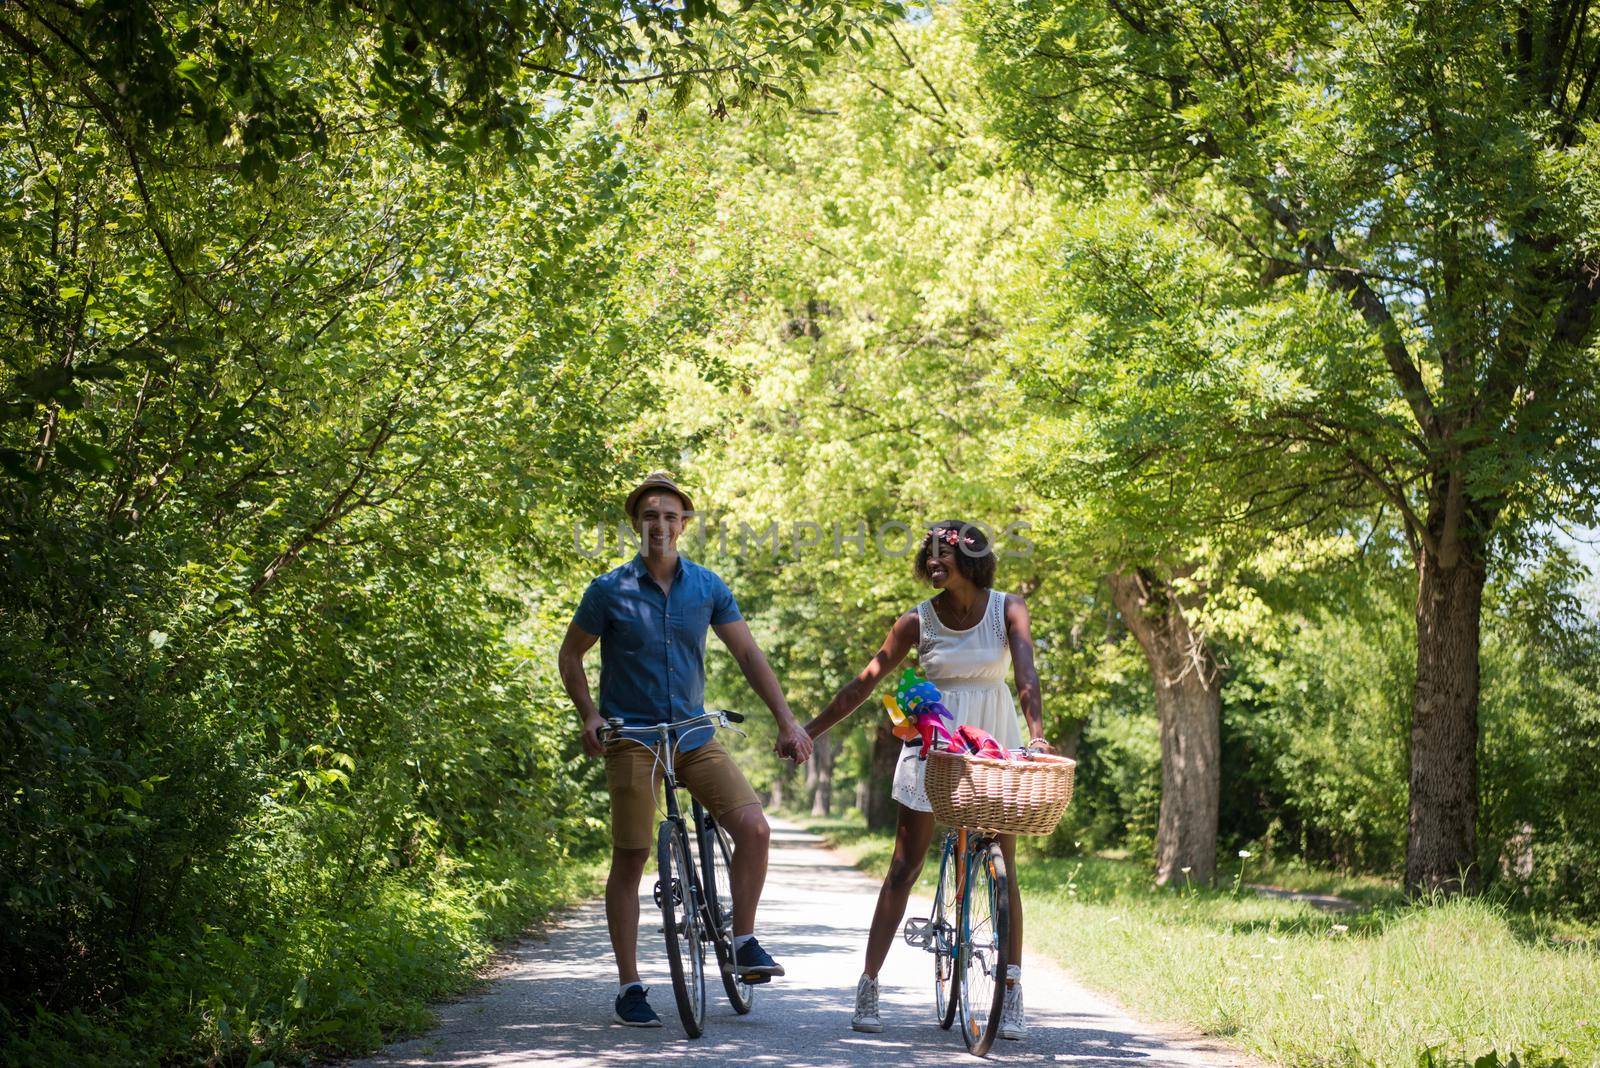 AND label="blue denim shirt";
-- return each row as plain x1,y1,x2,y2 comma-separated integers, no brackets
572,554,742,752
